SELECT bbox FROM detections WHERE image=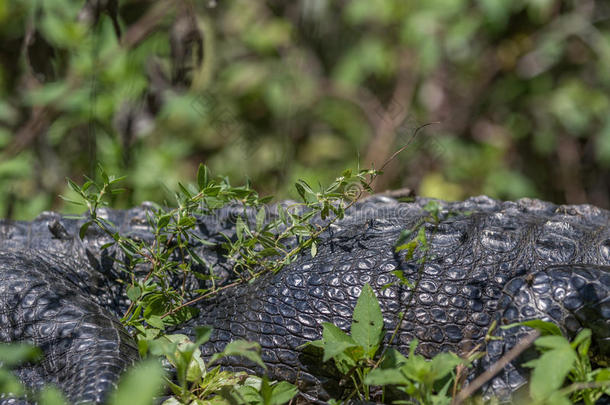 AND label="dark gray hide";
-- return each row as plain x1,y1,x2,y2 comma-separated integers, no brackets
1,196,609,403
